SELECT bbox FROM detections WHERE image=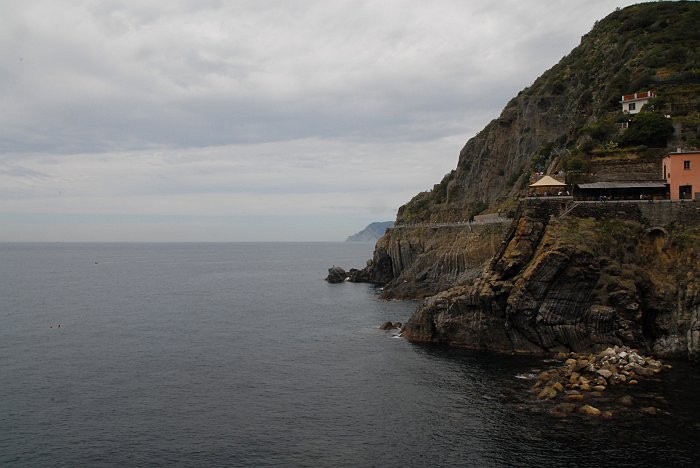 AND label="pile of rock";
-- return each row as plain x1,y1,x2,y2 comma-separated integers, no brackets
530,346,670,417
